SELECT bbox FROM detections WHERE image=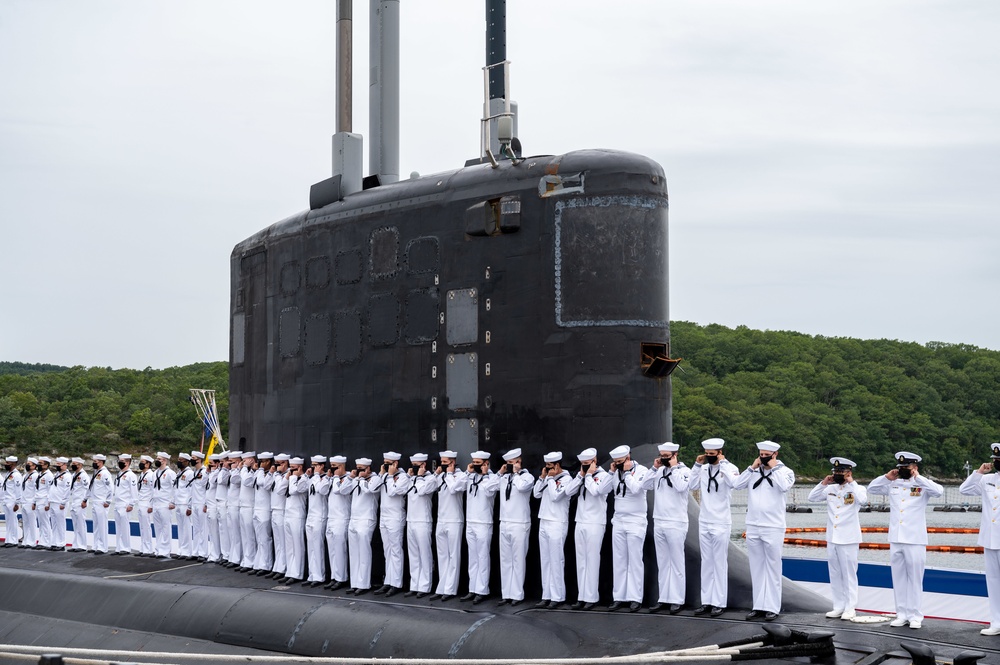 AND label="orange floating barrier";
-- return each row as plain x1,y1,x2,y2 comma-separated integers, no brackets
783,526,980,535
778,538,983,553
